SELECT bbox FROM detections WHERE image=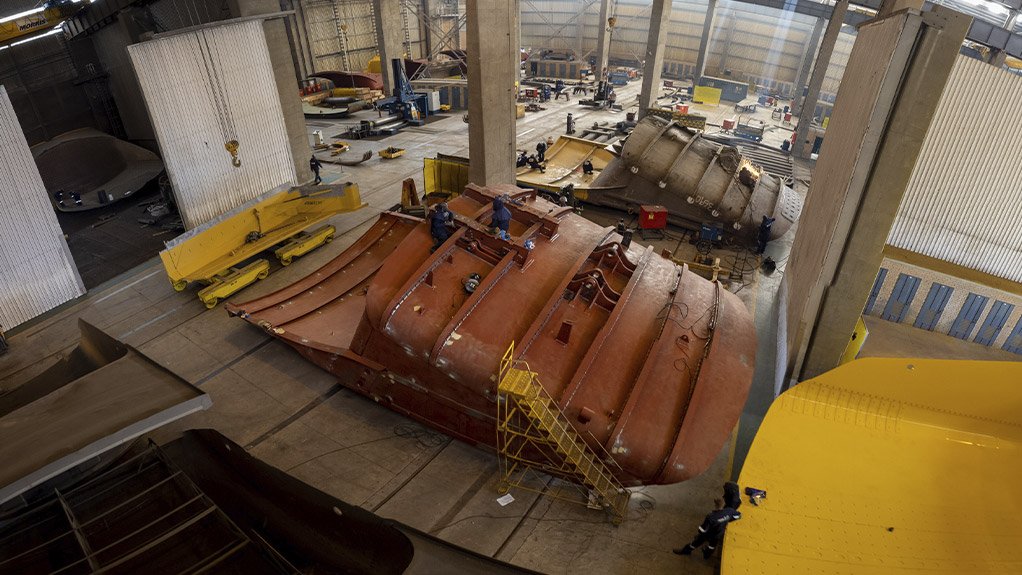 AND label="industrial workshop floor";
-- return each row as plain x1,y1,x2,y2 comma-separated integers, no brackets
1,80,803,574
